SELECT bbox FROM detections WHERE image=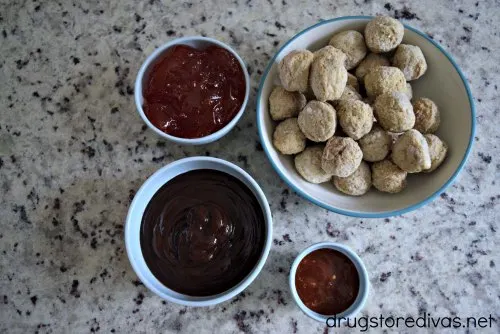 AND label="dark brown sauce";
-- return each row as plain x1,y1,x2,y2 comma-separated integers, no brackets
142,44,246,138
140,169,266,296
295,248,359,315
